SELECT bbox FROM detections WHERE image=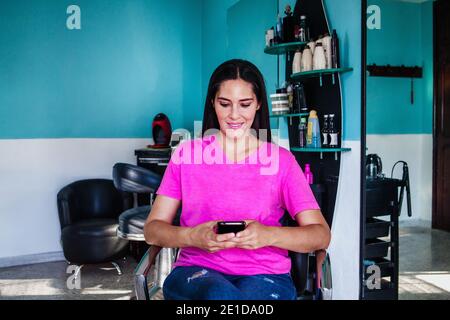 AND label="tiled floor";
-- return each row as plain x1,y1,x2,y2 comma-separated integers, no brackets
0,221,449,300
0,257,138,300
399,220,450,300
